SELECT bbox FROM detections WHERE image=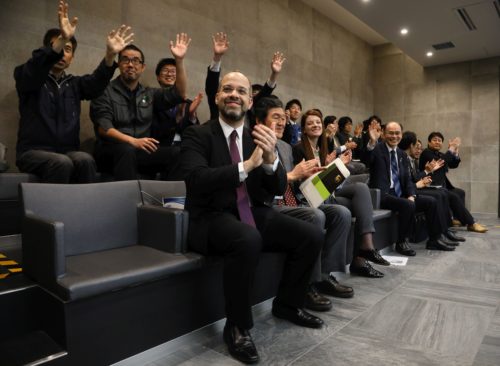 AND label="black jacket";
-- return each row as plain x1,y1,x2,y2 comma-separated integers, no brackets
419,148,460,189
178,119,286,253
365,142,416,198
15,46,117,157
